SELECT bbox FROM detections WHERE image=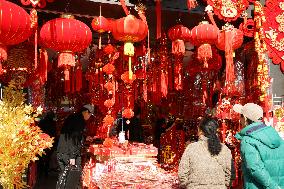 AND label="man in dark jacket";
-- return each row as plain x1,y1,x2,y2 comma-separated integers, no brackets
233,103,284,189
56,104,94,189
